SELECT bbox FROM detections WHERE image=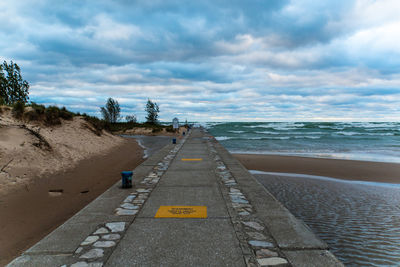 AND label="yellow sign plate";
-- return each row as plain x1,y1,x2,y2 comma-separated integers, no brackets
155,206,207,218
181,158,203,161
